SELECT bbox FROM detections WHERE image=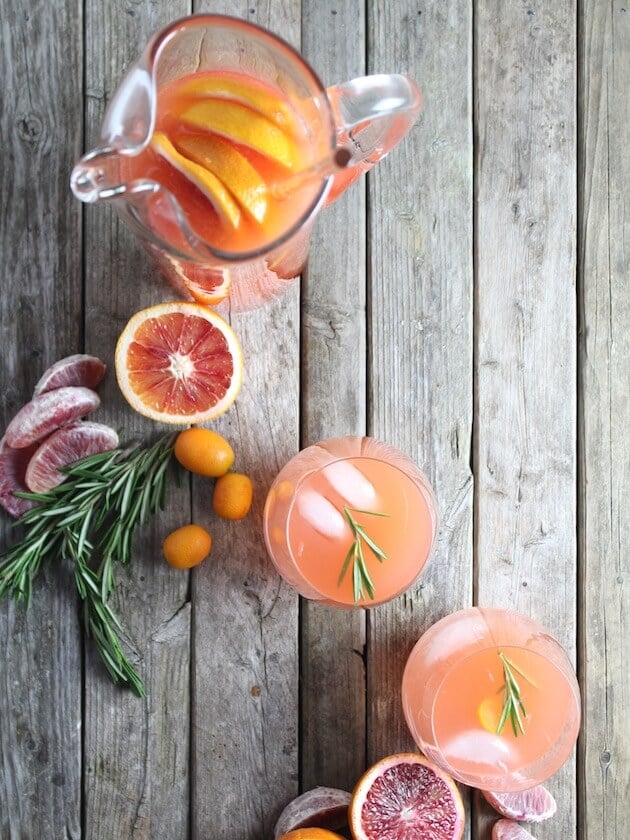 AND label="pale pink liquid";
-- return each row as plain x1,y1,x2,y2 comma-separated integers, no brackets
263,437,438,607
402,608,581,791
